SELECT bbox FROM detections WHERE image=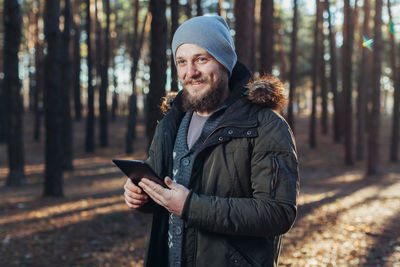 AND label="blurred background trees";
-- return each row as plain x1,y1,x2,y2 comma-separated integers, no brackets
1,0,400,194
